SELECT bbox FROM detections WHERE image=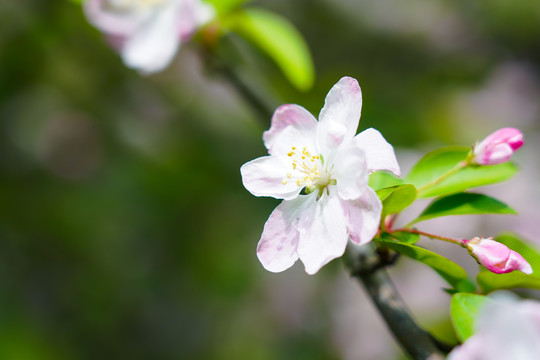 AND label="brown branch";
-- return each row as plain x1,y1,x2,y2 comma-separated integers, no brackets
344,244,446,360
